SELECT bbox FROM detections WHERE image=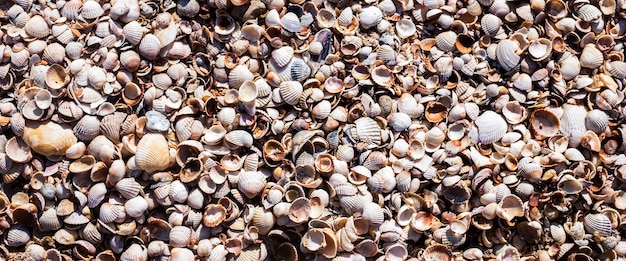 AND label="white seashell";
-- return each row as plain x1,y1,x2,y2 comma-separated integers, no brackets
584,213,612,236
390,113,412,131
169,180,189,203
271,46,294,68
42,43,66,64
481,14,502,36
139,34,161,60
25,15,50,39
115,178,142,199
577,4,602,22
580,44,604,69
228,65,254,89
435,31,457,52
496,39,521,71
238,171,267,198
362,202,385,227
135,133,171,173
124,196,148,218
559,56,581,81
281,12,301,33
560,104,587,147
396,19,416,39
123,21,145,46
279,81,303,105
469,111,508,144
586,109,609,134
82,0,105,19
